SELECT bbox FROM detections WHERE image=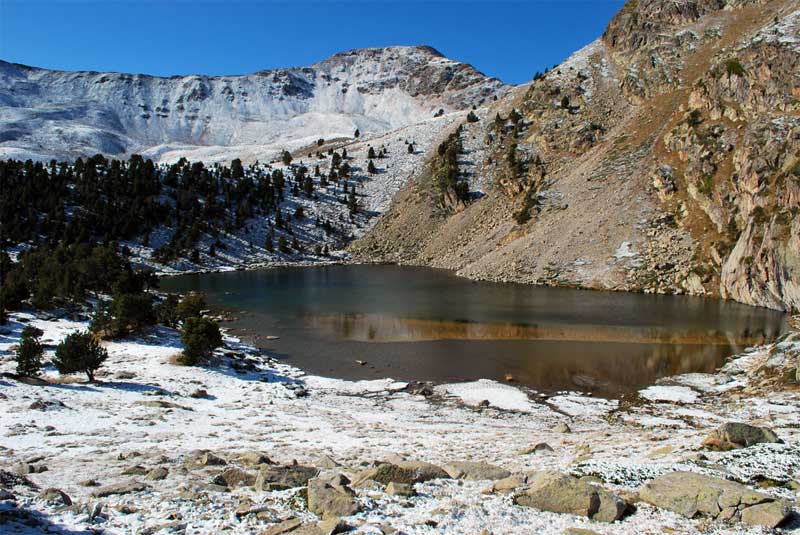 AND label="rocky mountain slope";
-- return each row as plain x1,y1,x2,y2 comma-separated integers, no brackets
0,46,505,163
352,0,800,312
